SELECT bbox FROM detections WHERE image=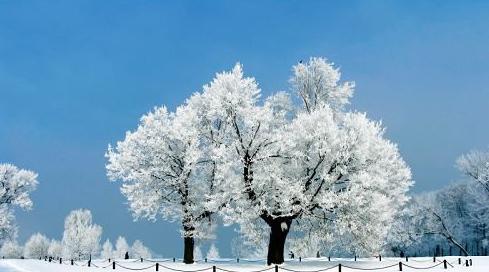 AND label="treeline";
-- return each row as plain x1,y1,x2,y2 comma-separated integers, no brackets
0,209,152,260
